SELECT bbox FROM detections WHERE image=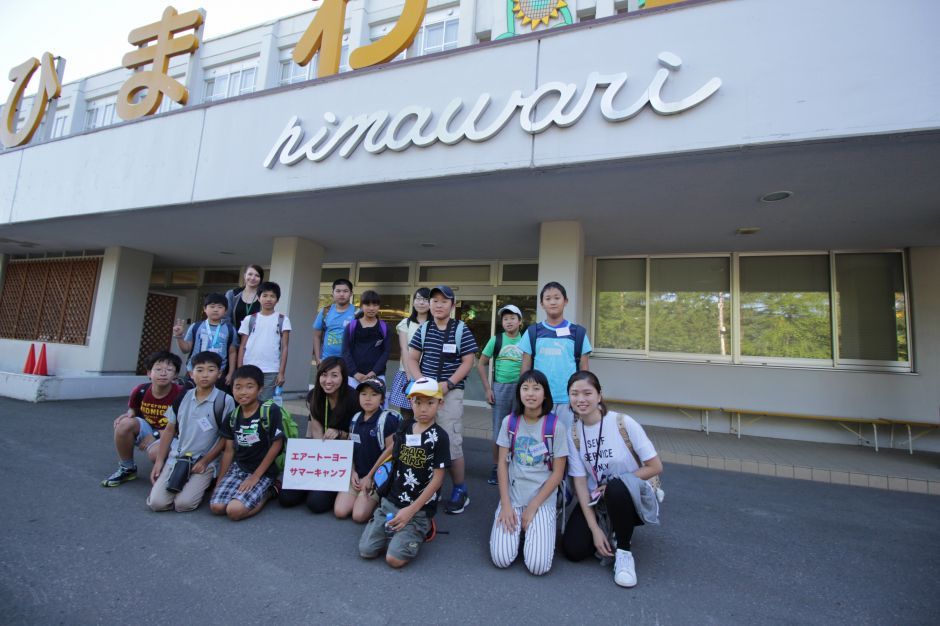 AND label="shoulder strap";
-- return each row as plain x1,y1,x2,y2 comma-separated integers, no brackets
212,391,226,427
277,313,285,335
507,413,520,461
527,324,538,357
189,321,203,354
376,409,390,448
418,320,429,350
542,412,558,471
455,320,465,352
247,312,258,335
347,318,359,342
259,399,274,430
571,416,581,451
229,404,241,430
349,410,362,435
379,320,387,338
571,323,586,367
224,321,236,348
171,388,187,418
491,333,503,382
618,413,643,468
